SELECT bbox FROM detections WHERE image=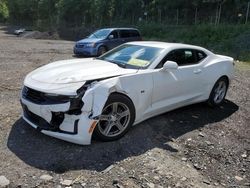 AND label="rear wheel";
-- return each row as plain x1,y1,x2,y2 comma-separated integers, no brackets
94,94,135,141
208,77,228,106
